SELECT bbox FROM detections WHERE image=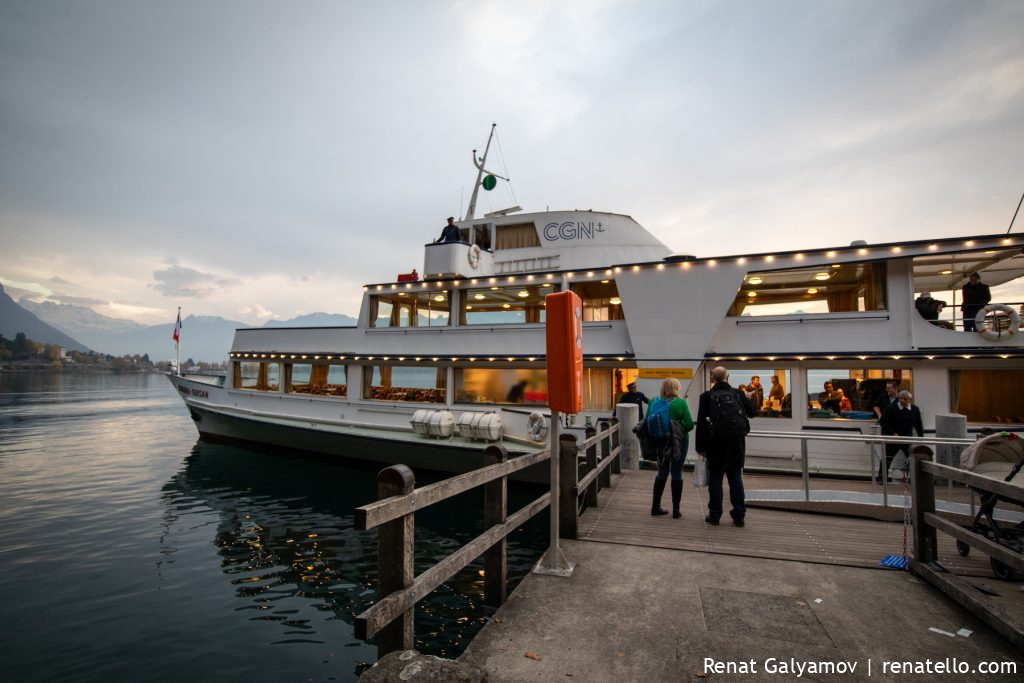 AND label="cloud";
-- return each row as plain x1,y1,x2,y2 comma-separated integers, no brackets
151,264,240,299
50,293,107,307
239,303,275,320
49,276,75,286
